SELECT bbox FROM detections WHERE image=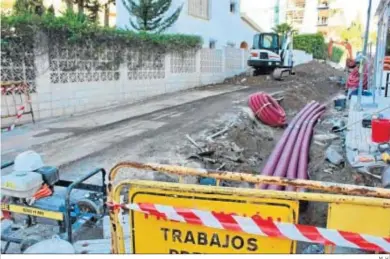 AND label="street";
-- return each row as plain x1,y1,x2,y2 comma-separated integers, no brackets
2,81,284,184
